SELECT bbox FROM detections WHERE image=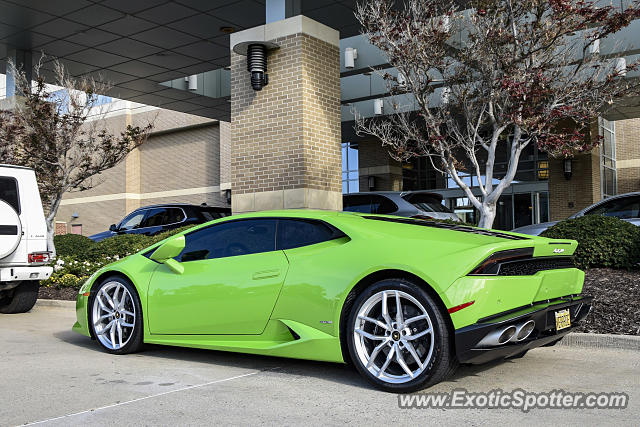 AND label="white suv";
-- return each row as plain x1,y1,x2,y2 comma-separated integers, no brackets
0,165,53,313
